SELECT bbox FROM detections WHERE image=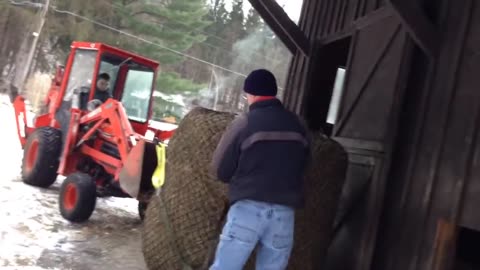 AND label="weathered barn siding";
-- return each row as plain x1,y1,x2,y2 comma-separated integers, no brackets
276,0,480,269
284,0,387,115
374,1,480,269
281,1,414,269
